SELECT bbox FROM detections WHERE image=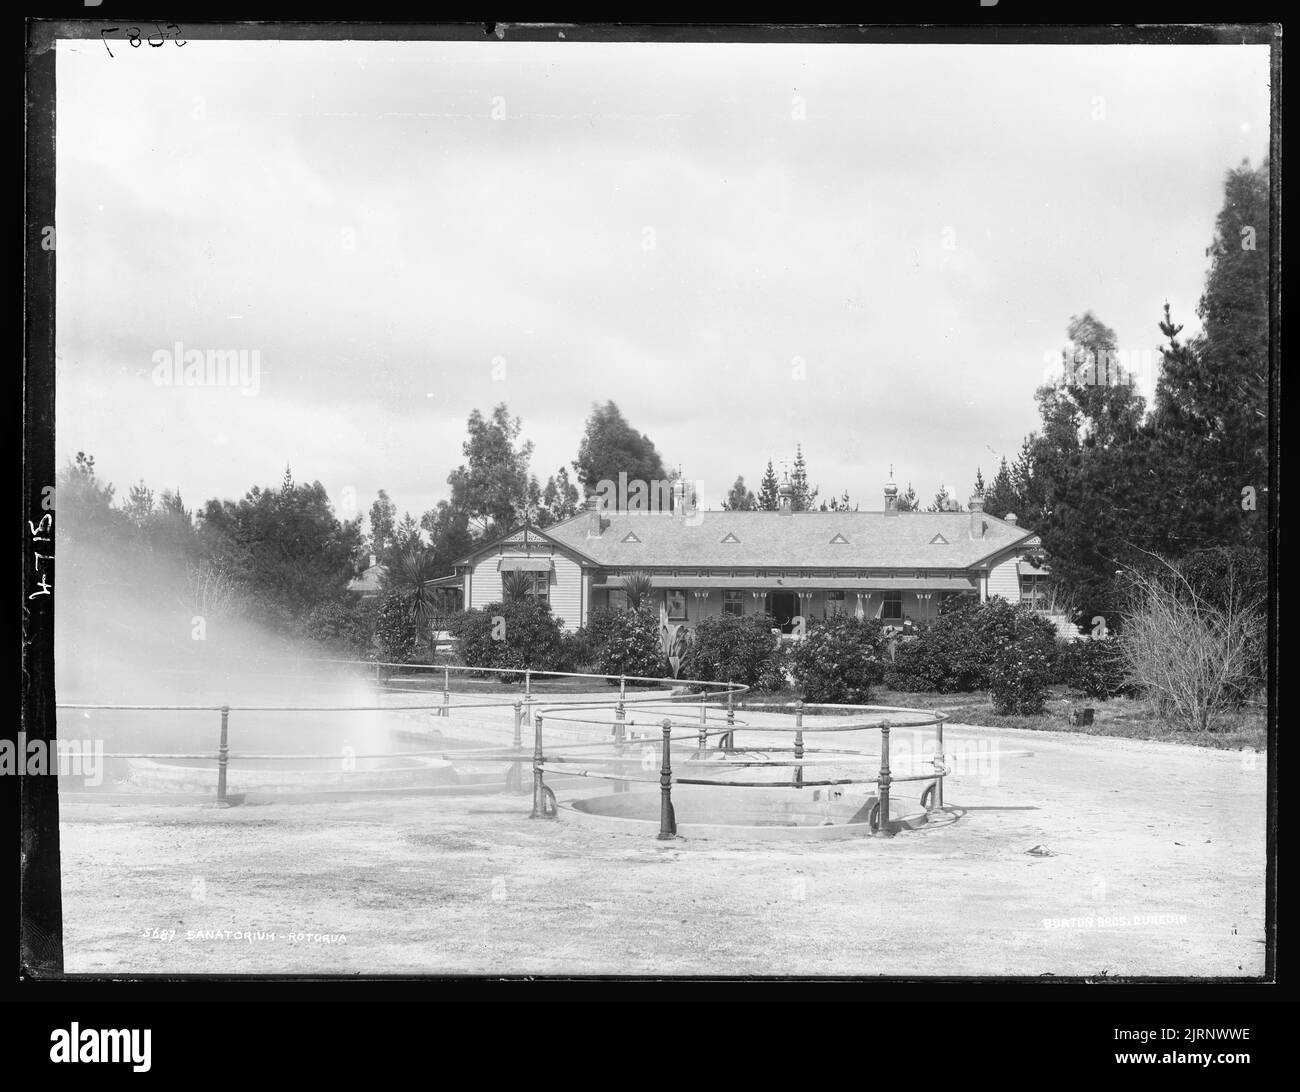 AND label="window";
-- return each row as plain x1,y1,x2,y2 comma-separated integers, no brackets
825,590,846,617
505,570,549,602
881,591,903,620
664,589,688,621
1020,574,1050,612
722,590,744,617
608,589,628,611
